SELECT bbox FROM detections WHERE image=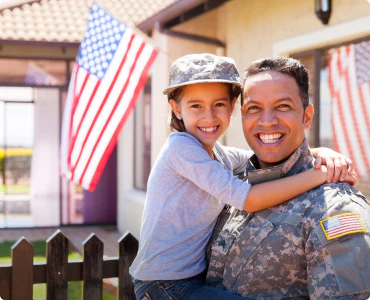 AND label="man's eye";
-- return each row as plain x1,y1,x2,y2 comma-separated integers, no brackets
247,106,260,112
277,104,290,110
